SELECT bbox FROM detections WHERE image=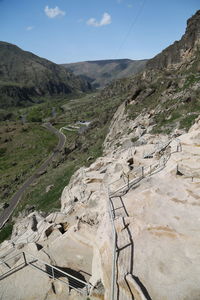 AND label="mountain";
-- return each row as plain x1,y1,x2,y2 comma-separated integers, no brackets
1,10,200,300
100,10,200,142
1,11,200,300
0,42,91,108
146,10,200,70
62,59,147,88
